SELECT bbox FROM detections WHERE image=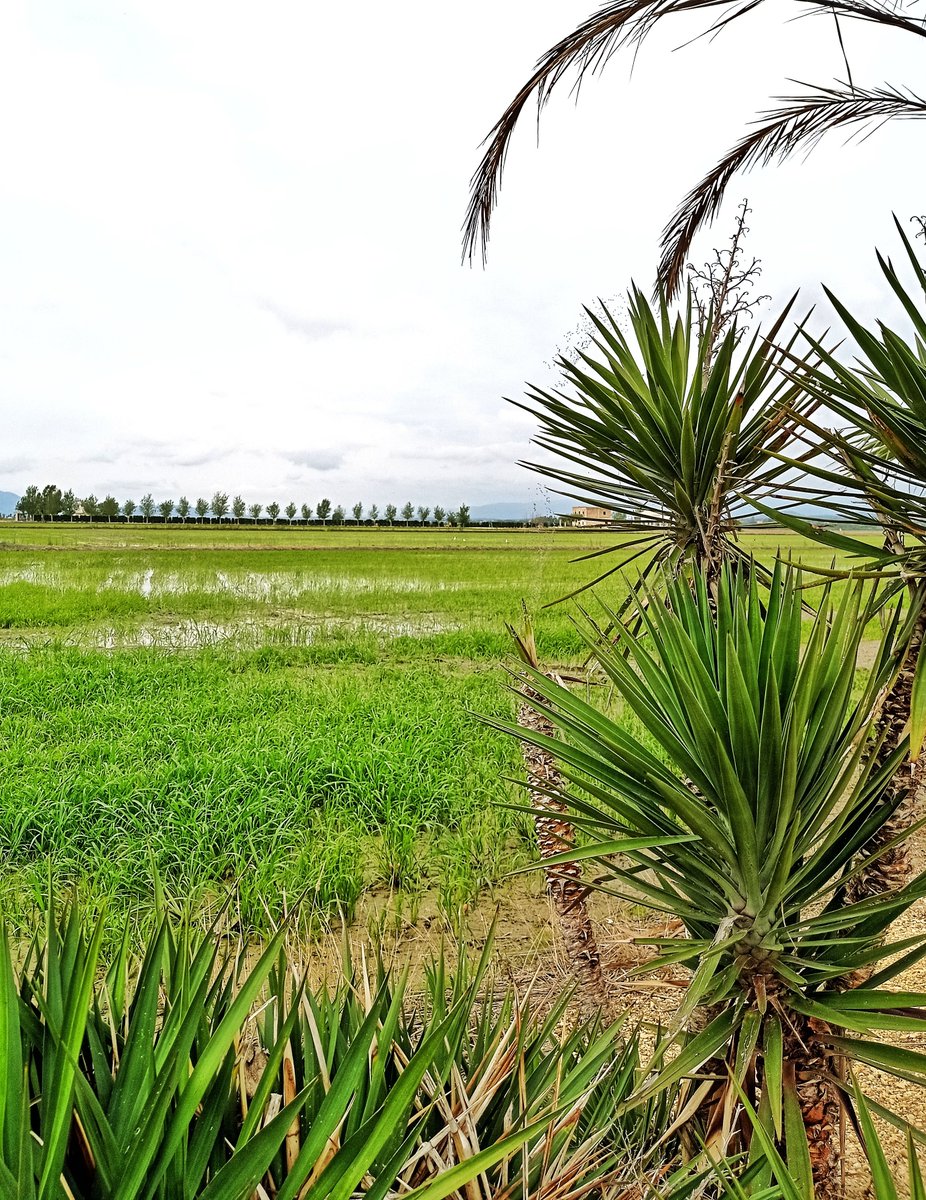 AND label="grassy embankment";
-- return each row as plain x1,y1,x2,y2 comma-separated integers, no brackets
0,524,865,935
